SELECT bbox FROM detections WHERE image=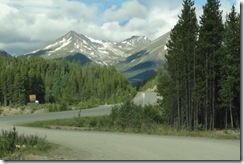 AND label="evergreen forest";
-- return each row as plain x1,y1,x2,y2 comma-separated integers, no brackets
157,0,240,130
0,56,136,107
